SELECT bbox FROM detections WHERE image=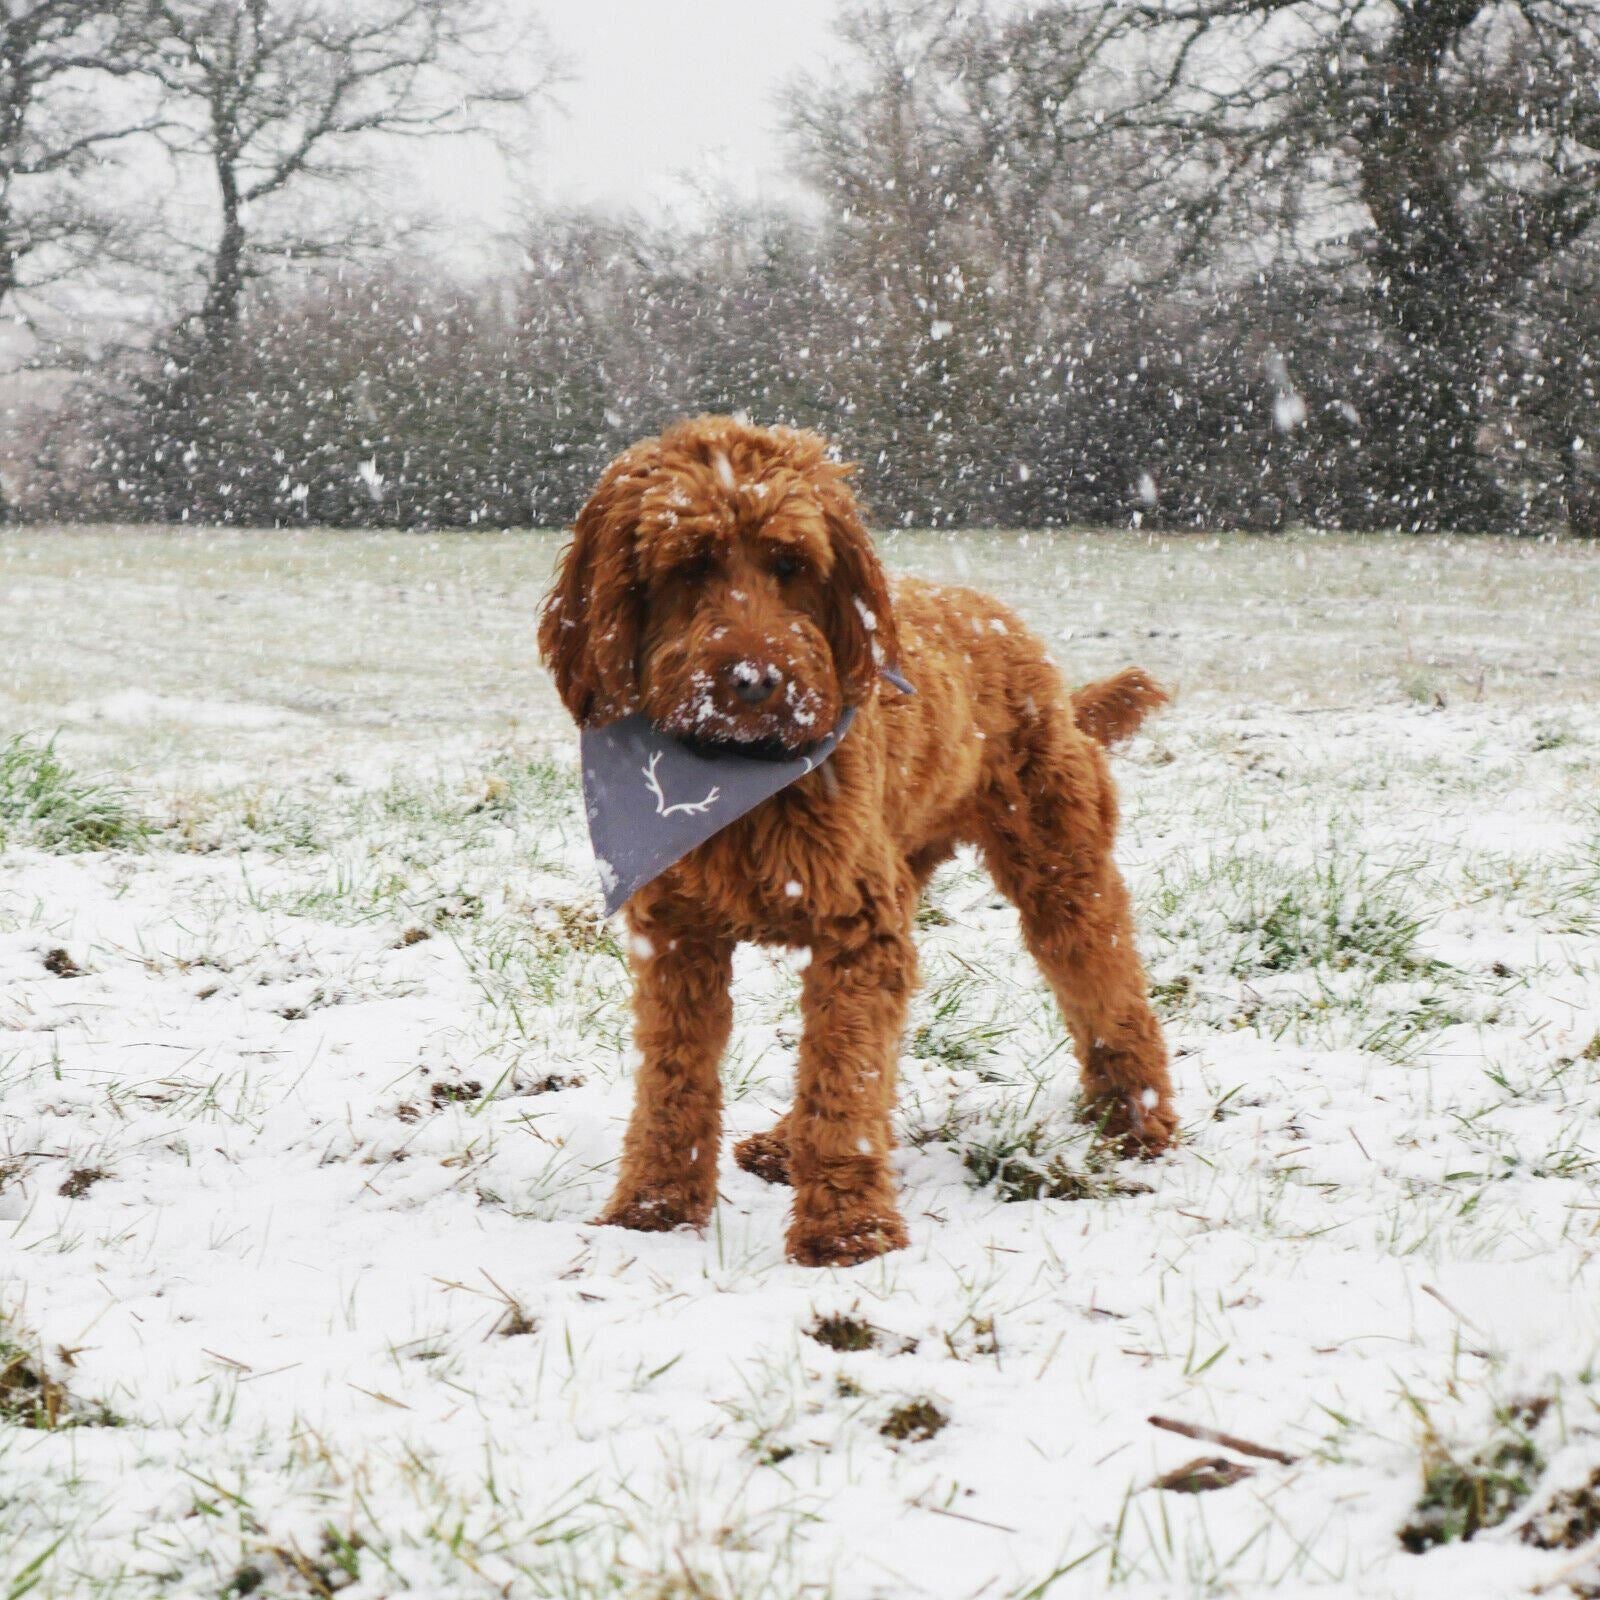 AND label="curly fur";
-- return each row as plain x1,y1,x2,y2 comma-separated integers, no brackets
539,416,1176,1267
